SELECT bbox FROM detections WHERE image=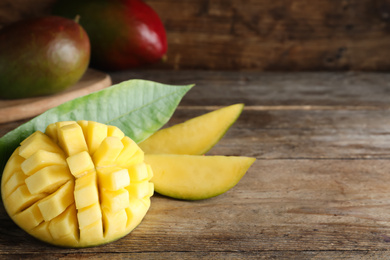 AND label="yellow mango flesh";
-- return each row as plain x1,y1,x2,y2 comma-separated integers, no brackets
145,154,255,200
139,104,255,200
139,103,244,155
1,121,153,248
